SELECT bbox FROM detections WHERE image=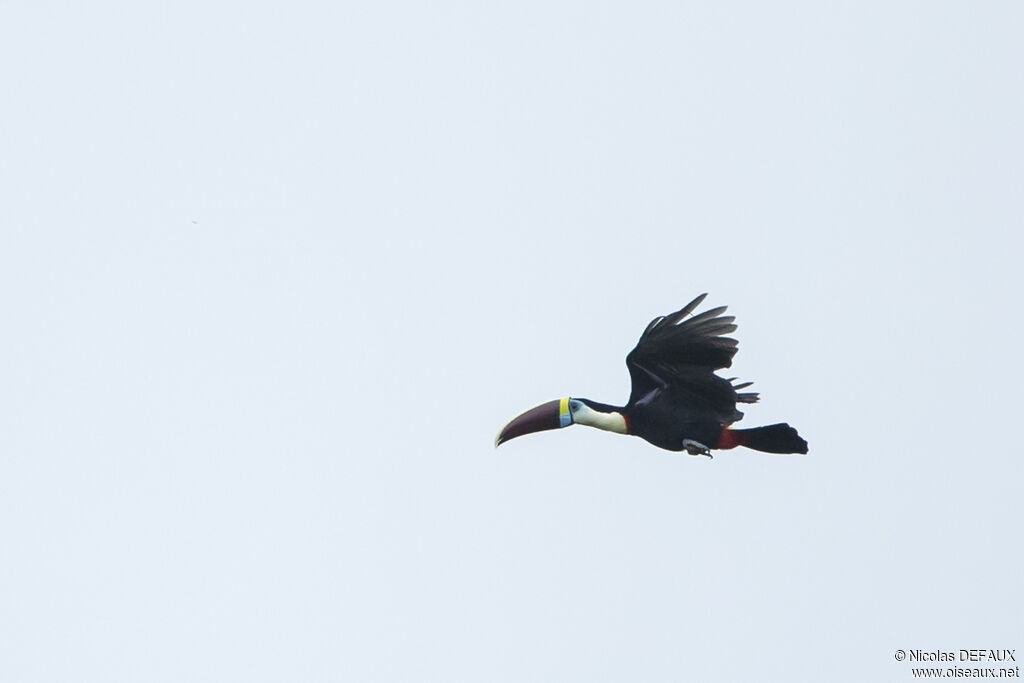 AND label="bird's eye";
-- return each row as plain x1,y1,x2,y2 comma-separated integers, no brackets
569,400,582,412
